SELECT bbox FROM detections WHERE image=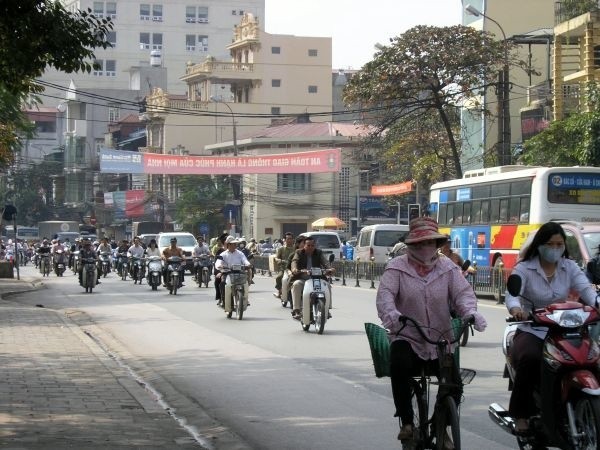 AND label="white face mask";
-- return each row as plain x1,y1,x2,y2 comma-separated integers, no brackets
538,245,564,264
